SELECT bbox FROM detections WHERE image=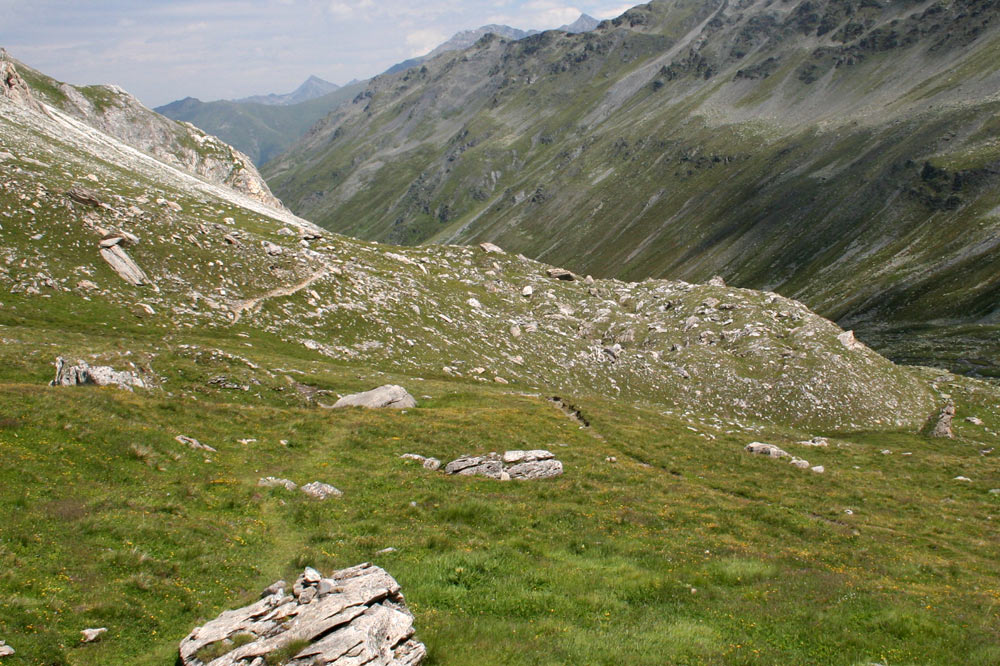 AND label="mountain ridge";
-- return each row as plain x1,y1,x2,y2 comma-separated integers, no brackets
263,0,1000,375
